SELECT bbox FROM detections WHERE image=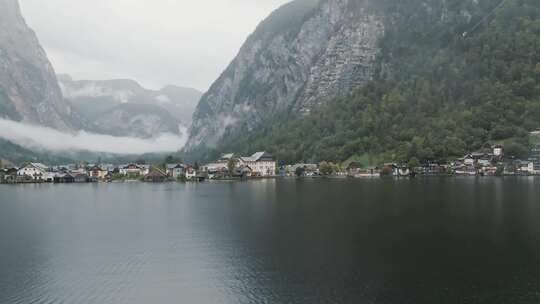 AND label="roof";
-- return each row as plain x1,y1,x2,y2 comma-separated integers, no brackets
56,172,74,177
166,164,184,169
20,163,48,171
220,153,235,160
123,164,140,169
347,162,363,169
146,167,168,177
241,151,274,162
